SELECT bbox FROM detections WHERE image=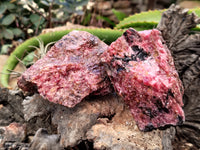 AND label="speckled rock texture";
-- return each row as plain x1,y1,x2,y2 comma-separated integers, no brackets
101,28,184,131
17,31,111,107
